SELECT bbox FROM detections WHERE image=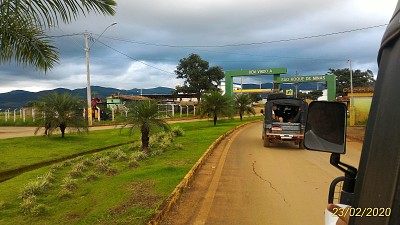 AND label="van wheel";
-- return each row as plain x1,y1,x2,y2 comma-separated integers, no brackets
299,140,305,149
264,137,270,147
